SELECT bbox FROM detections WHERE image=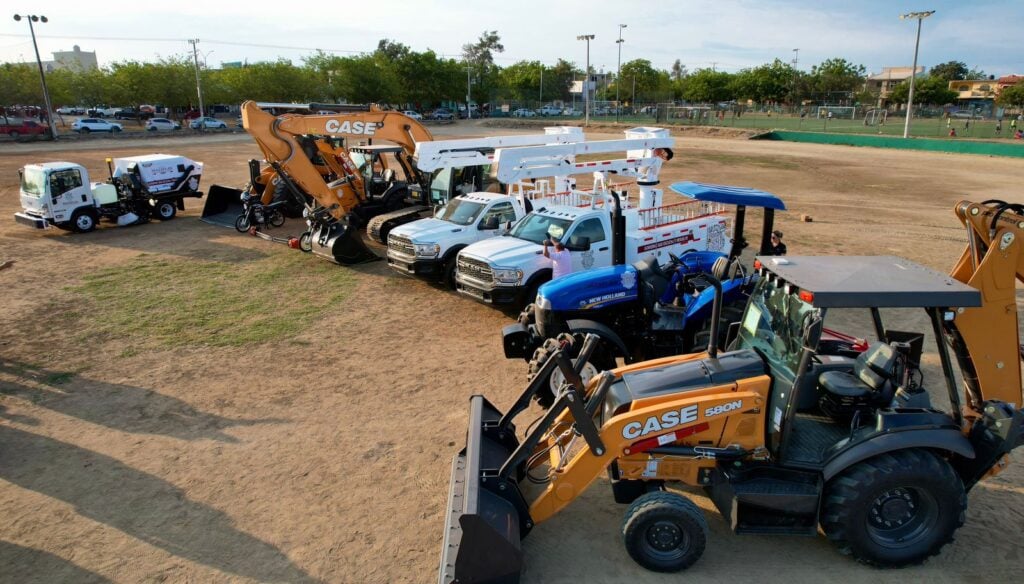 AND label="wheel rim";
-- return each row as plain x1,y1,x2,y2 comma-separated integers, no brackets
159,203,174,218
642,519,691,561
548,358,600,394
76,215,93,230
866,486,938,548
